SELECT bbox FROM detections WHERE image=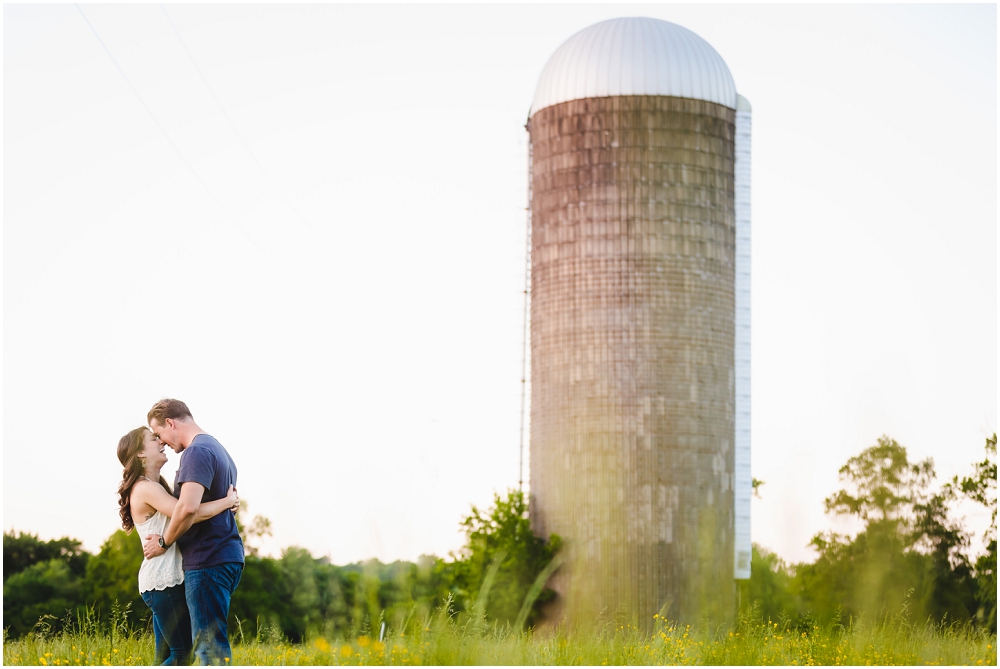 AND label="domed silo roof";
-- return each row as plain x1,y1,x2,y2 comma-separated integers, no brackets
531,17,737,116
